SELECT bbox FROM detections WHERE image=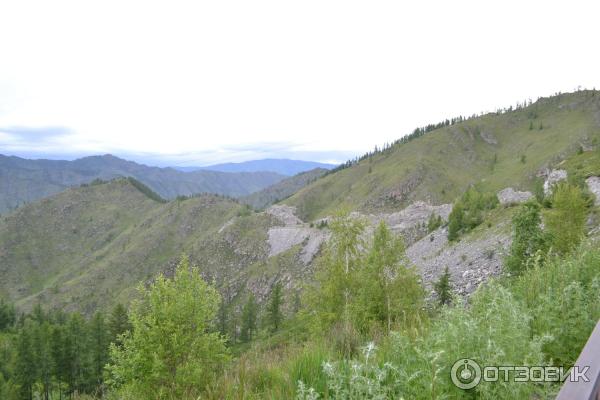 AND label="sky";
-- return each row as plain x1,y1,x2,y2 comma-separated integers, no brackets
0,1,599,167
